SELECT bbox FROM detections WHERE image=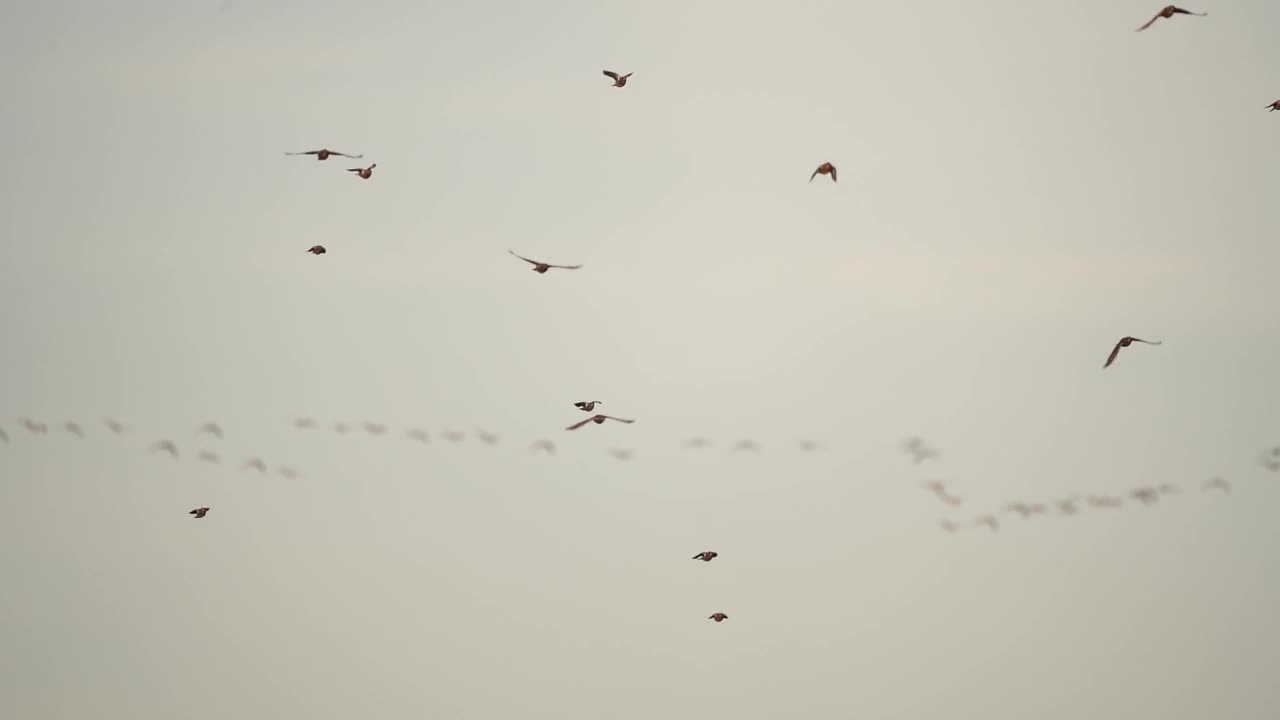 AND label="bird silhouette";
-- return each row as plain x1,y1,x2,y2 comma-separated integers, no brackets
809,162,837,183
443,430,466,444
708,613,729,623
363,422,388,436
62,421,84,438
1136,5,1206,32
1130,487,1160,506
189,507,210,519
693,551,718,562
285,148,362,161
798,440,822,452
20,418,48,434
939,519,958,534
1203,477,1230,494
0,428,8,444
684,437,712,449
1103,336,1162,369
151,440,179,459
105,418,128,434
529,439,556,454
334,422,351,434
607,448,634,461
566,414,635,431
197,450,221,464
602,70,633,87
574,401,603,412
975,514,999,532
1055,496,1082,516
307,245,327,255
1267,100,1280,112
293,417,316,429
195,422,223,439
278,466,300,479
508,249,582,274
1087,495,1124,509
348,164,376,180
242,457,267,474
406,428,431,444
476,430,501,446
902,437,940,464
731,439,760,452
